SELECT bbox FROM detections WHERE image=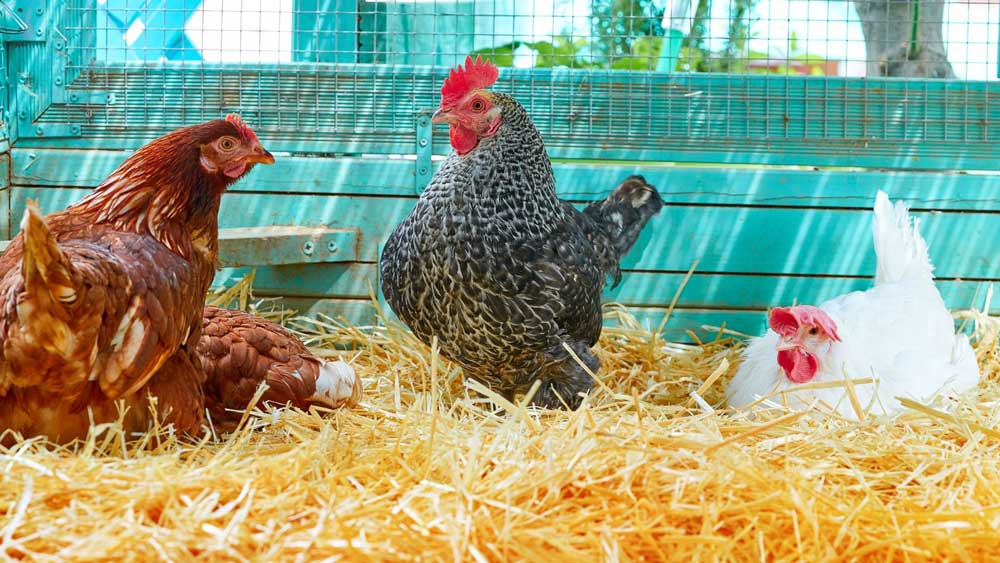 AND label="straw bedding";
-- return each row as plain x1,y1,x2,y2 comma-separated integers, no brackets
2,279,1000,561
